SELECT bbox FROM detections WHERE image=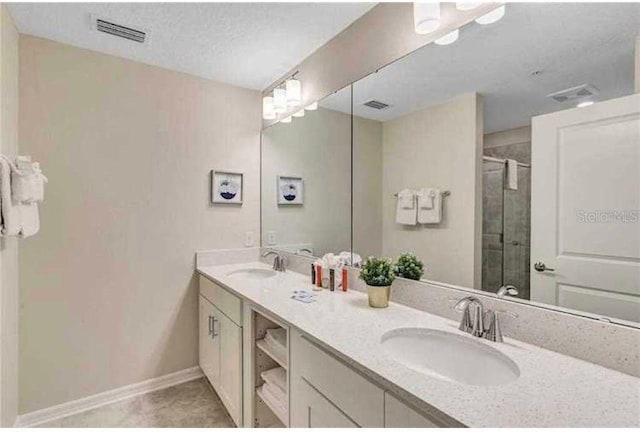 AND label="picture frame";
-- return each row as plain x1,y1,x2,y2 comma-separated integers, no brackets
277,175,304,205
211,170,243,204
